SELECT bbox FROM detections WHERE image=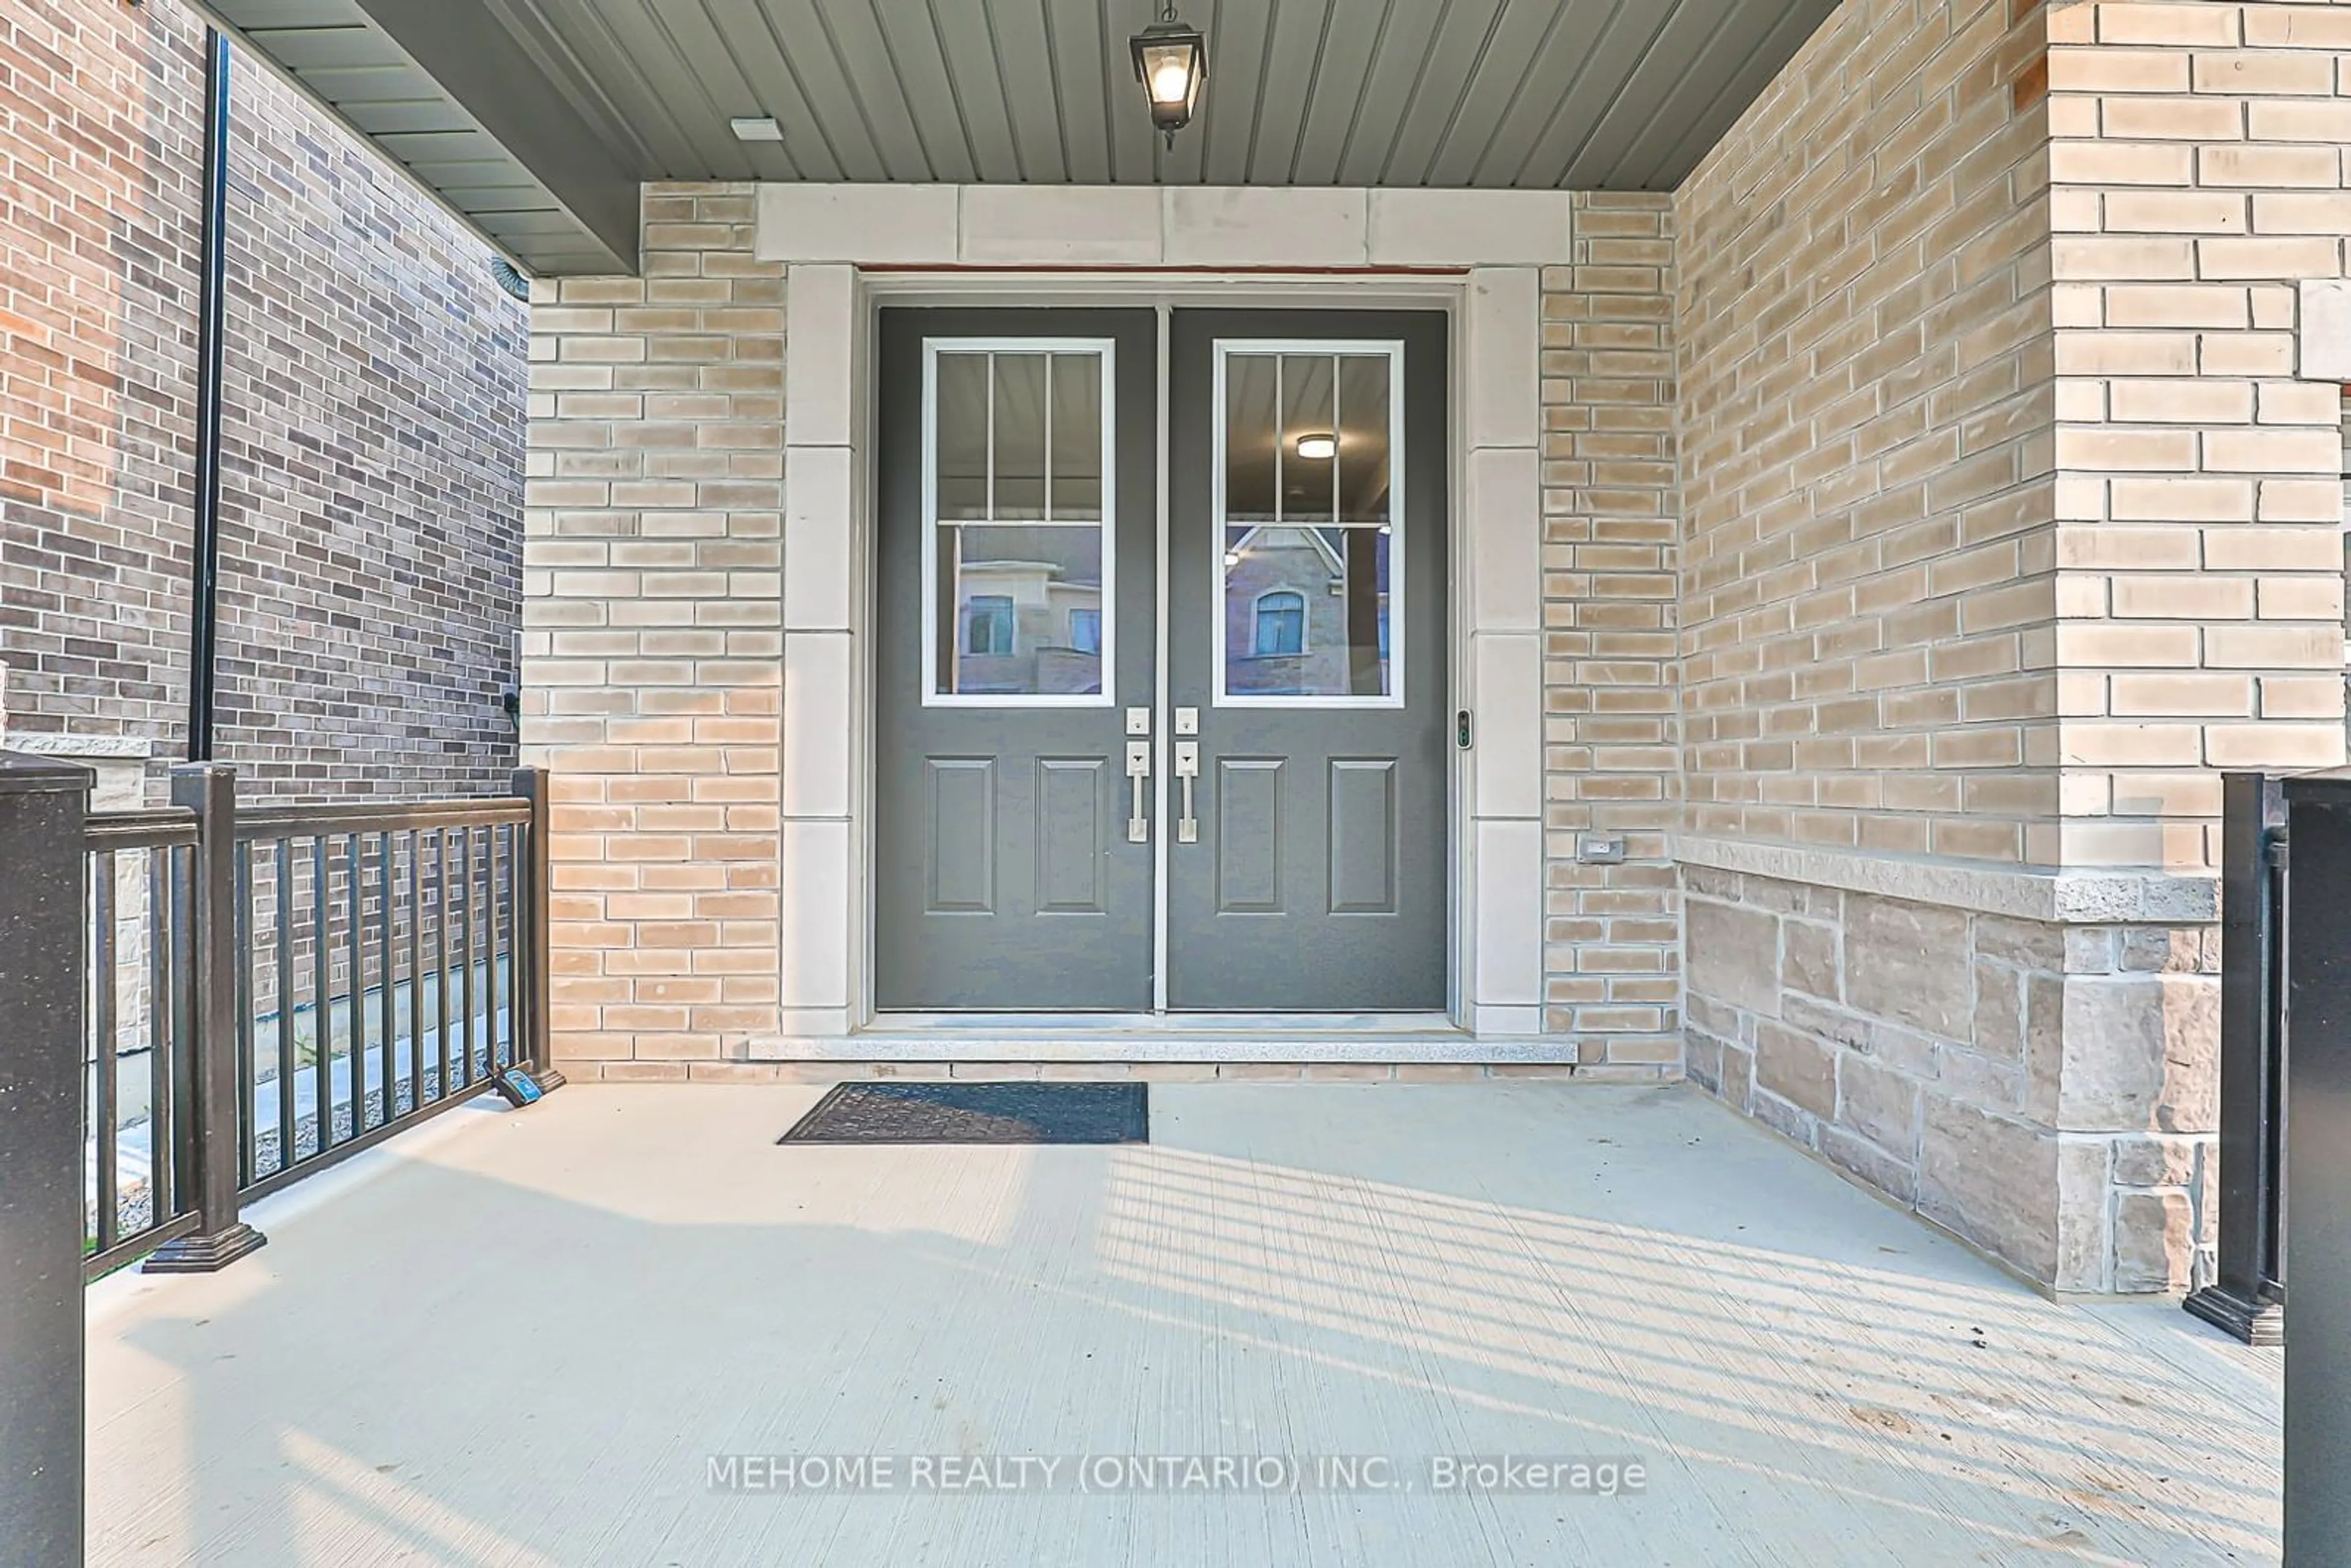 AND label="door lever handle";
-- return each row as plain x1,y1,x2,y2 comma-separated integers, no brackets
1125,740,1152,844
1174,740,1200,844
